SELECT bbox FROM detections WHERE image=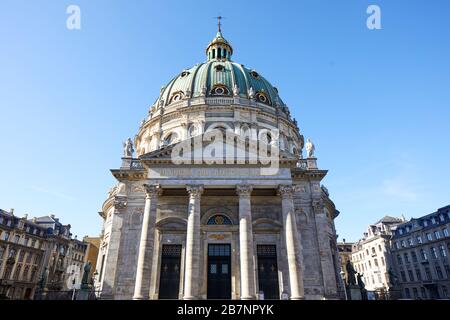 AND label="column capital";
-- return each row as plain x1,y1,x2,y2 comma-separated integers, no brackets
236,184,253,197
143,184,161,198
277,185,294,199
187,185,204,198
